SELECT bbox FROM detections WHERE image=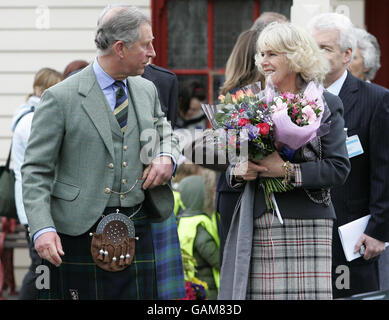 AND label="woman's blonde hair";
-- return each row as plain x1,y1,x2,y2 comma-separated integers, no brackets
30,67,63,98
255,22,330,84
